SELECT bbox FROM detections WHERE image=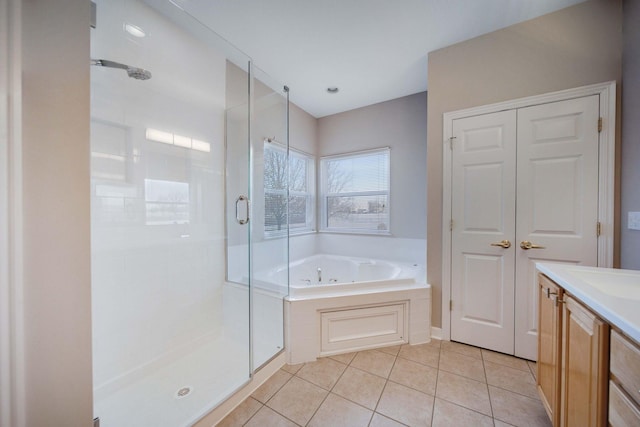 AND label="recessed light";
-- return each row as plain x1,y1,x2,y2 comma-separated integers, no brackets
327,87,339,94
125,23,146,38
